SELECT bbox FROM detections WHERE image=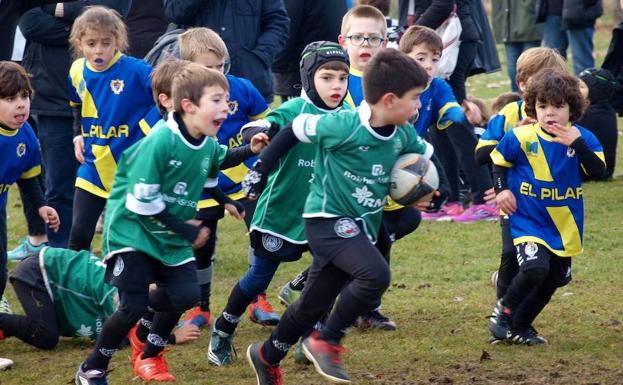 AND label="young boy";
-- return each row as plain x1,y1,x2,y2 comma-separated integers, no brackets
176,28,279,328
206,41,351,367
244,48,433,384
475,48,568,319
0,60,60,371
488,69,605,345
398,25,495,223
74,63,265,384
